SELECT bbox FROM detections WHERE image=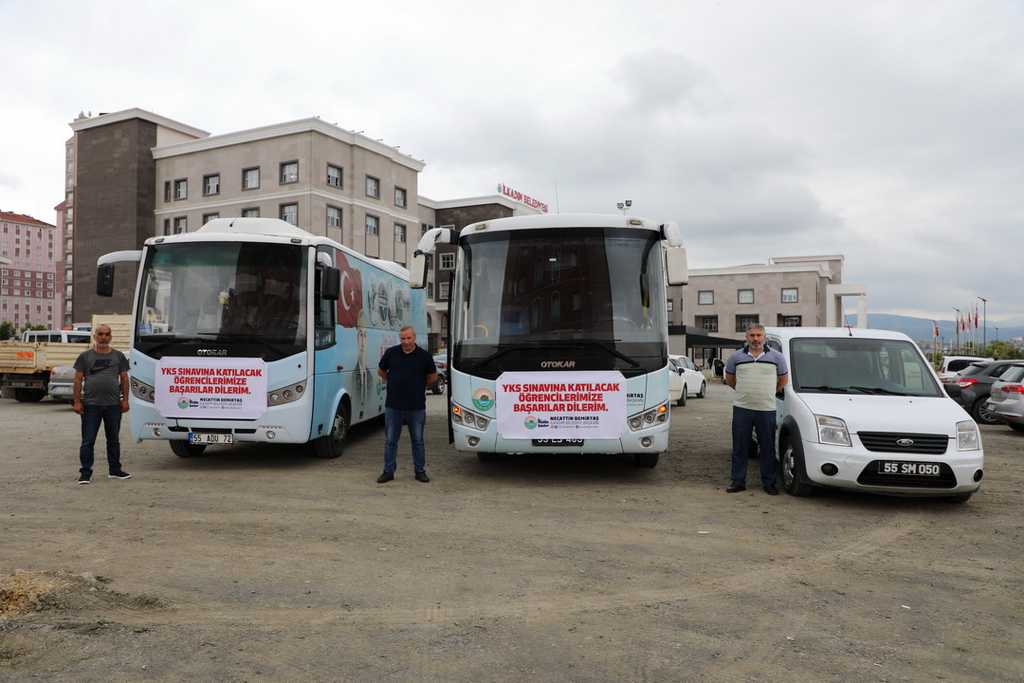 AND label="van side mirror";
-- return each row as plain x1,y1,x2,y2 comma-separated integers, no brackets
320,266,340,300
409,251,428,289
665,246,688,286
96,264,115,297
